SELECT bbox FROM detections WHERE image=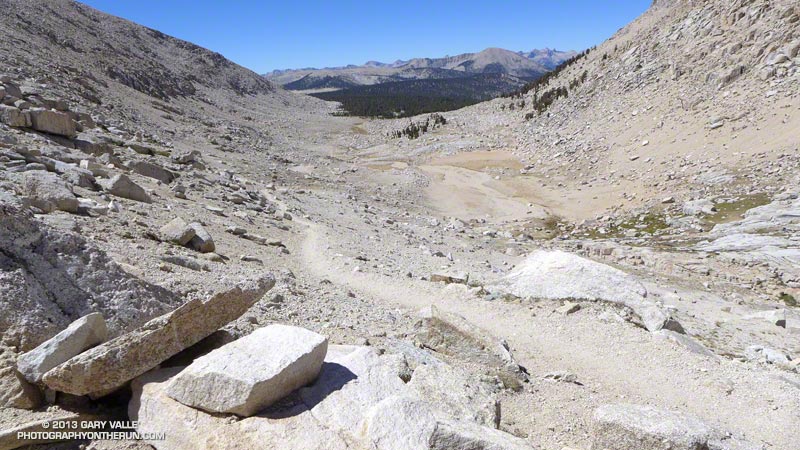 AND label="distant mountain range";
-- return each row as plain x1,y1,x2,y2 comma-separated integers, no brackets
264,47,577,118
264,48,577,91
